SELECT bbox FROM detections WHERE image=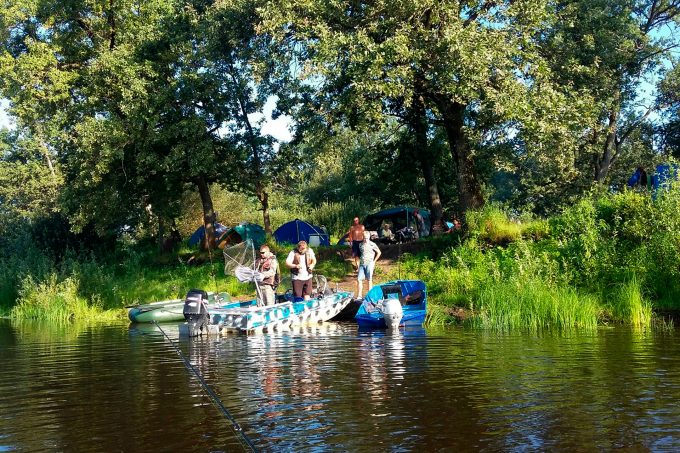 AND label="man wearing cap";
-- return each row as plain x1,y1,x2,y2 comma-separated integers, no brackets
285,240,317,300
255,245,279,307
